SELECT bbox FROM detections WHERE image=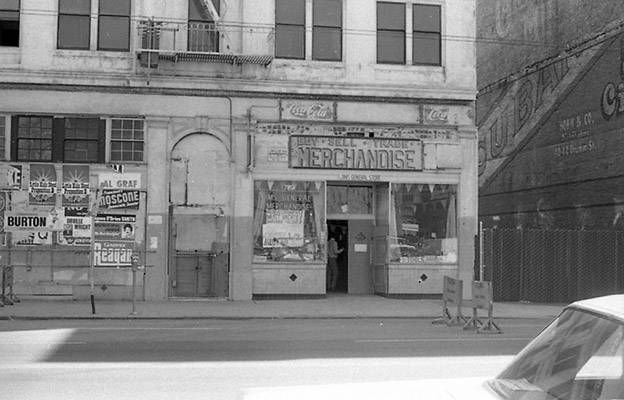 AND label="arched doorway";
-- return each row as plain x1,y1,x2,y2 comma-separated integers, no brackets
168,133,230,297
